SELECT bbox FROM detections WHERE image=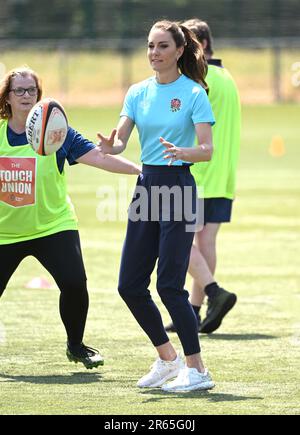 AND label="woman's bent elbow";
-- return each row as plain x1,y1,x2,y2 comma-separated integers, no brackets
204,146,213,161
